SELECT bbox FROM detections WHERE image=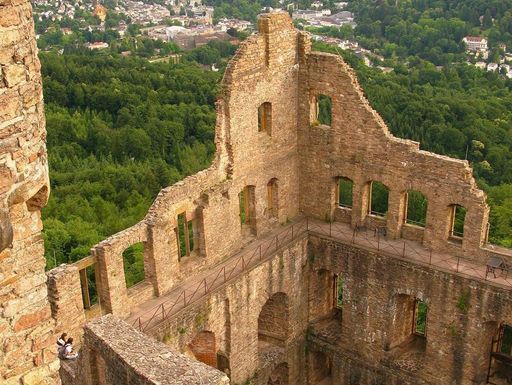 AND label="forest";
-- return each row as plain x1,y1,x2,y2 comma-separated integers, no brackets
348,0,512,64
41,52,220,269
